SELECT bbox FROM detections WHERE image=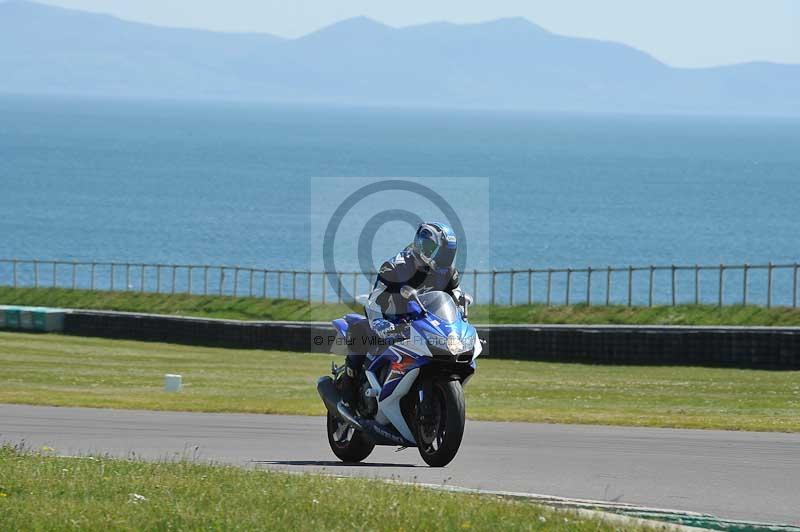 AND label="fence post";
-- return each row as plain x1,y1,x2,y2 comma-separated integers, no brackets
337,274,343,303
156,265,161,293
491,270,497,306
110,263,115,291
742,264,749,306
794,264,798,309
140,265,145,293
322,273,327,304
12,259,18,288
510,270,515,306
565,269,572,306
34,259,39,288
233,268,239,297
278,271,283,299
125,263,131,291
52,261,57,288
627,266,633,307
694,265,699,305
72,261,77,290
546,269,552,306
350,272,355,303
169,265,175,294
767,262,773,308
648,266,654,307
605,267,611,306
527,268,532,305
586,267,592,305
472,270,478,303
249,269,254,297
219,267,225,295
202,266,208,296
307,273,312,303
718,264,724,307
671,265,676,306
295,271,300,300
185,266,191,295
